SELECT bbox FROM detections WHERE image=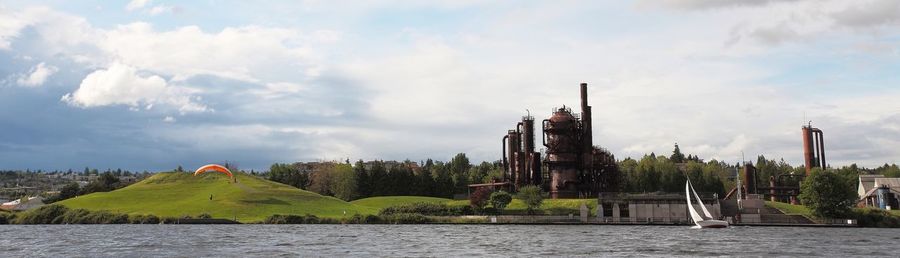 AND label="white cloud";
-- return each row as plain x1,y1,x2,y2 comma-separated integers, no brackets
163,116,176,123
147,5,172,16
101,22,317,83
126,0,151,11
61,63,207,114
643,0,801,10
16,62,58,87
